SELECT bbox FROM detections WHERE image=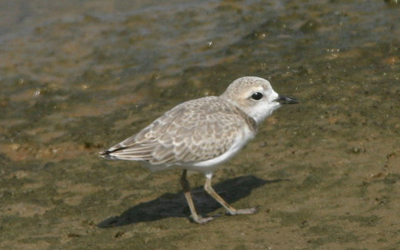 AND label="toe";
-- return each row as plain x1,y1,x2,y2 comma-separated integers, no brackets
232,207,258,215
193,216,215,224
